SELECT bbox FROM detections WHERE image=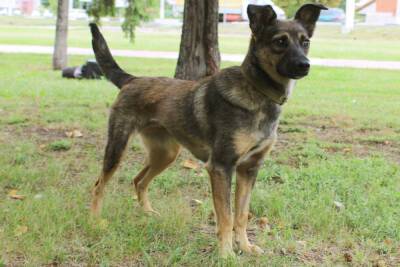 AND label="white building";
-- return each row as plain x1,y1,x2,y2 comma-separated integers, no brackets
357,0,400,24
